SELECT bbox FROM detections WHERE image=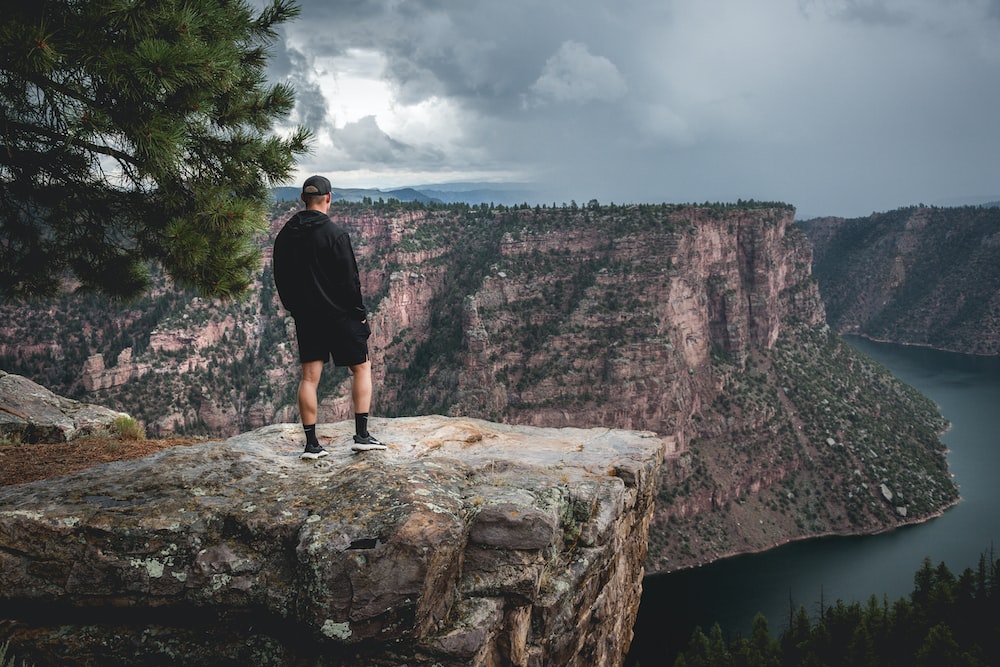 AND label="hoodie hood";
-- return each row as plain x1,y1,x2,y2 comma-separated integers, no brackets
284,209,330,237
